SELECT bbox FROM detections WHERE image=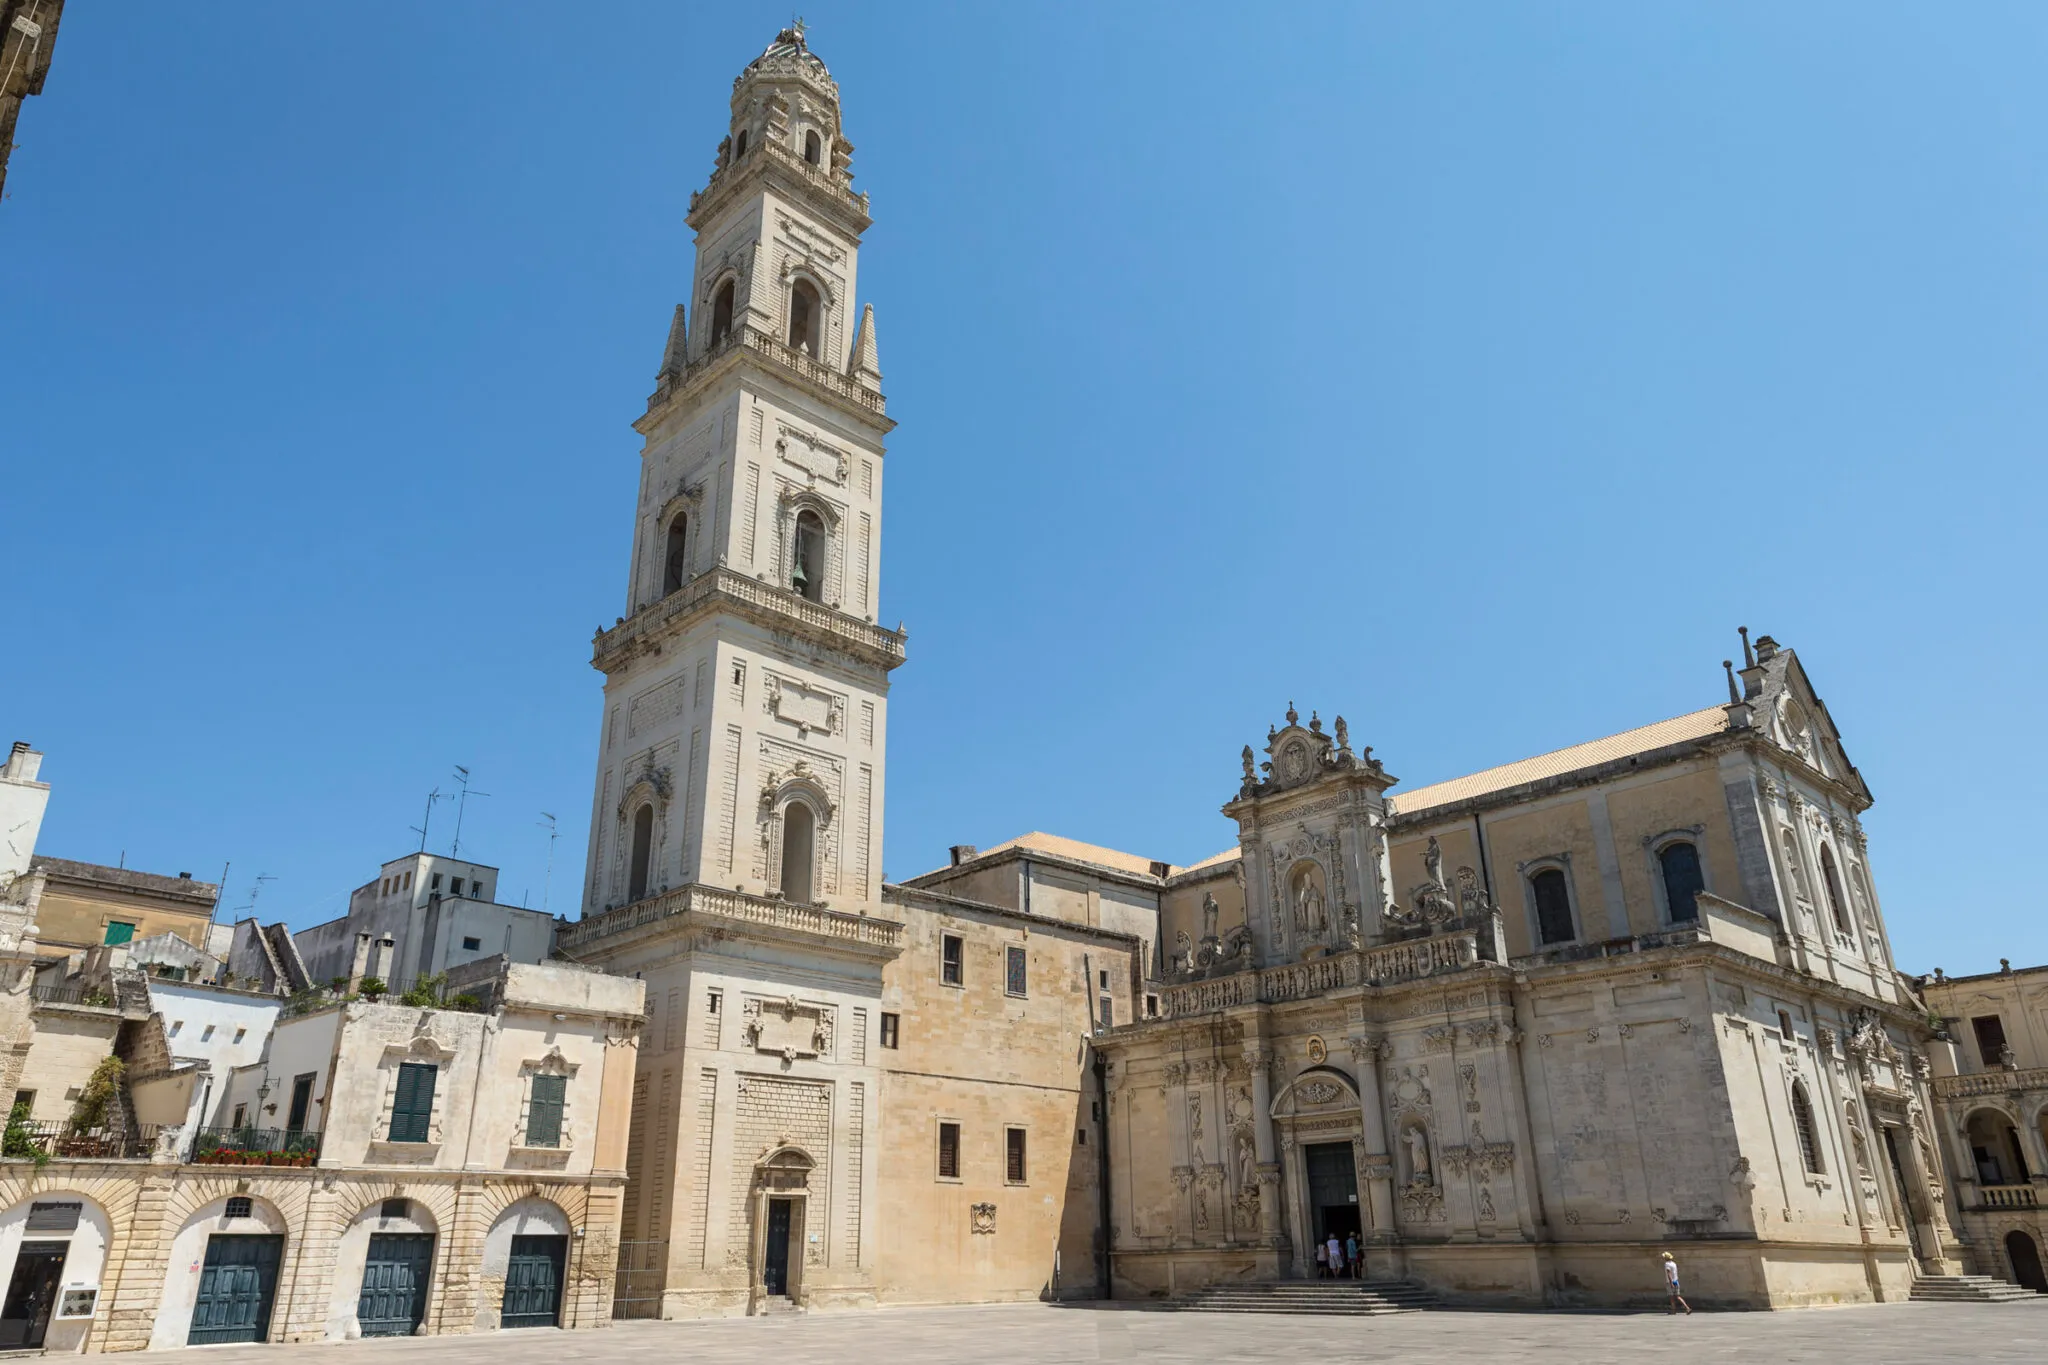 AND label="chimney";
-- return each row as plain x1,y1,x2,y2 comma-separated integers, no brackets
347,932,373,993
949,845,978,867
3,741,41,783
372,935,396,985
